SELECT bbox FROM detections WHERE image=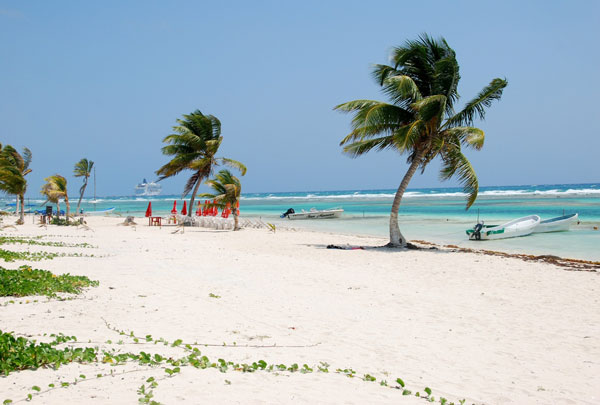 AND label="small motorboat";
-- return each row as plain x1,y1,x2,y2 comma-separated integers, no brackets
466,215,540,240
533,213,578,233
281,207,343,220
